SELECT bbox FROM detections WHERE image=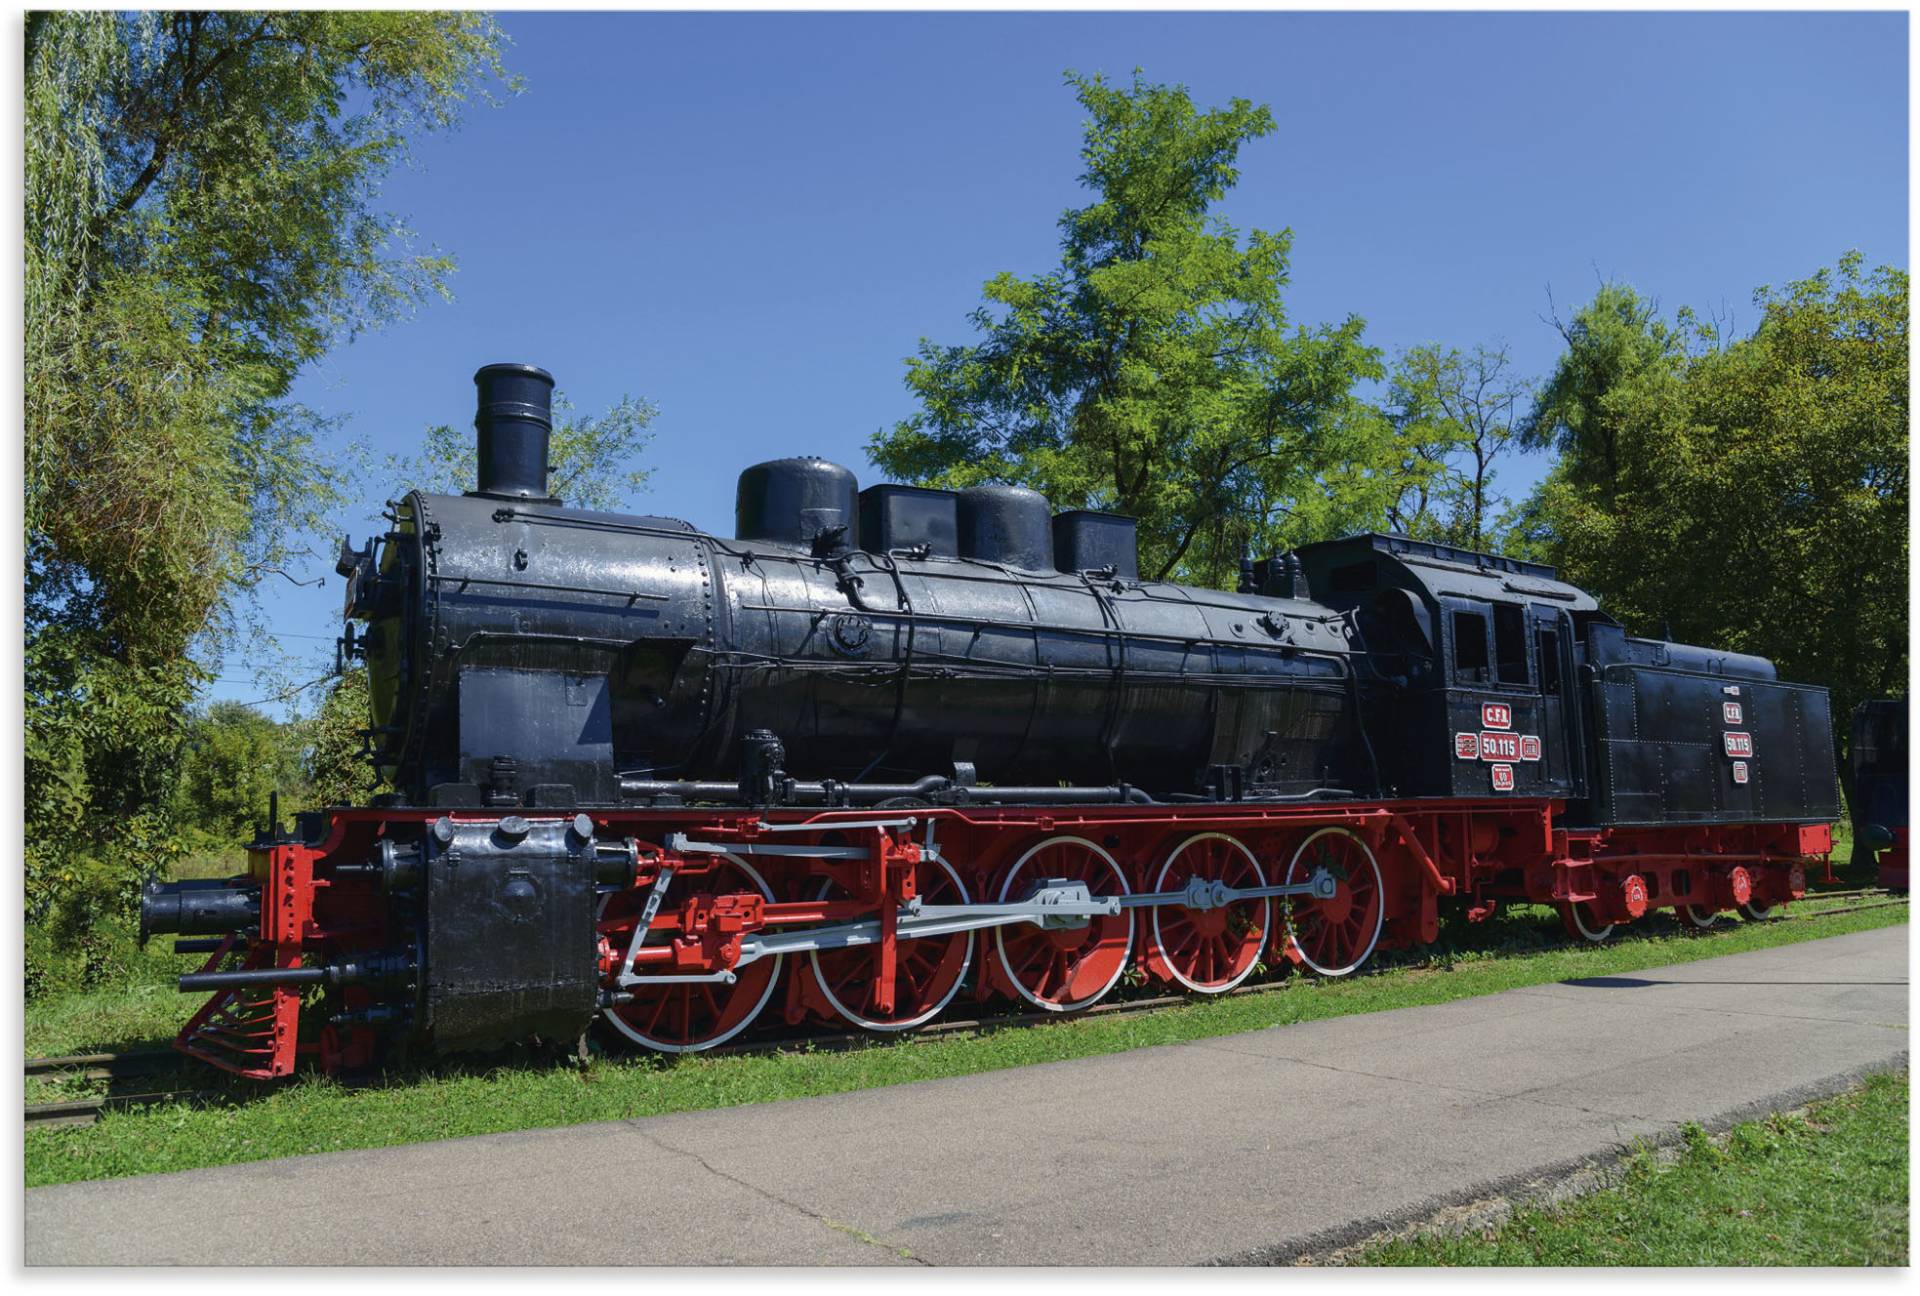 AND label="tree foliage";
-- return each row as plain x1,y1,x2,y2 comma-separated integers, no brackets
1518,283,1690,491
1516,254,1908,724
174,702,304,837
25,11,511,983
301,670,383,810
869,71,1400,587
1385,343,1530,551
